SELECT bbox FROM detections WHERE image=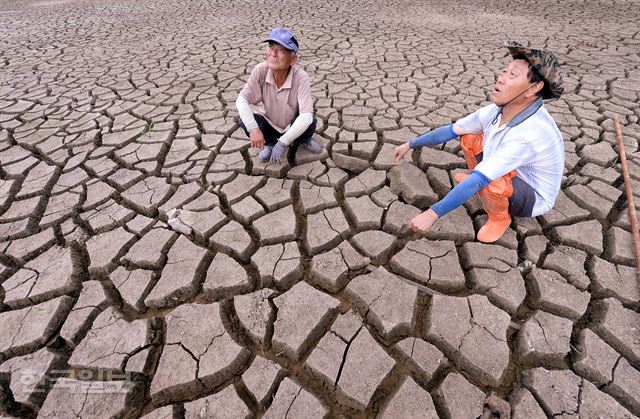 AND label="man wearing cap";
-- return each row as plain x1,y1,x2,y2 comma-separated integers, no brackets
394,41,564,243
236,28,322,163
